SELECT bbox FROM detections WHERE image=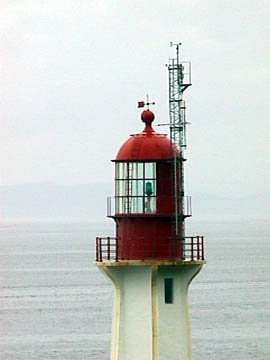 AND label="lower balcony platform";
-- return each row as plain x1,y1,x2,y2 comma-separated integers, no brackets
95,236,205,263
